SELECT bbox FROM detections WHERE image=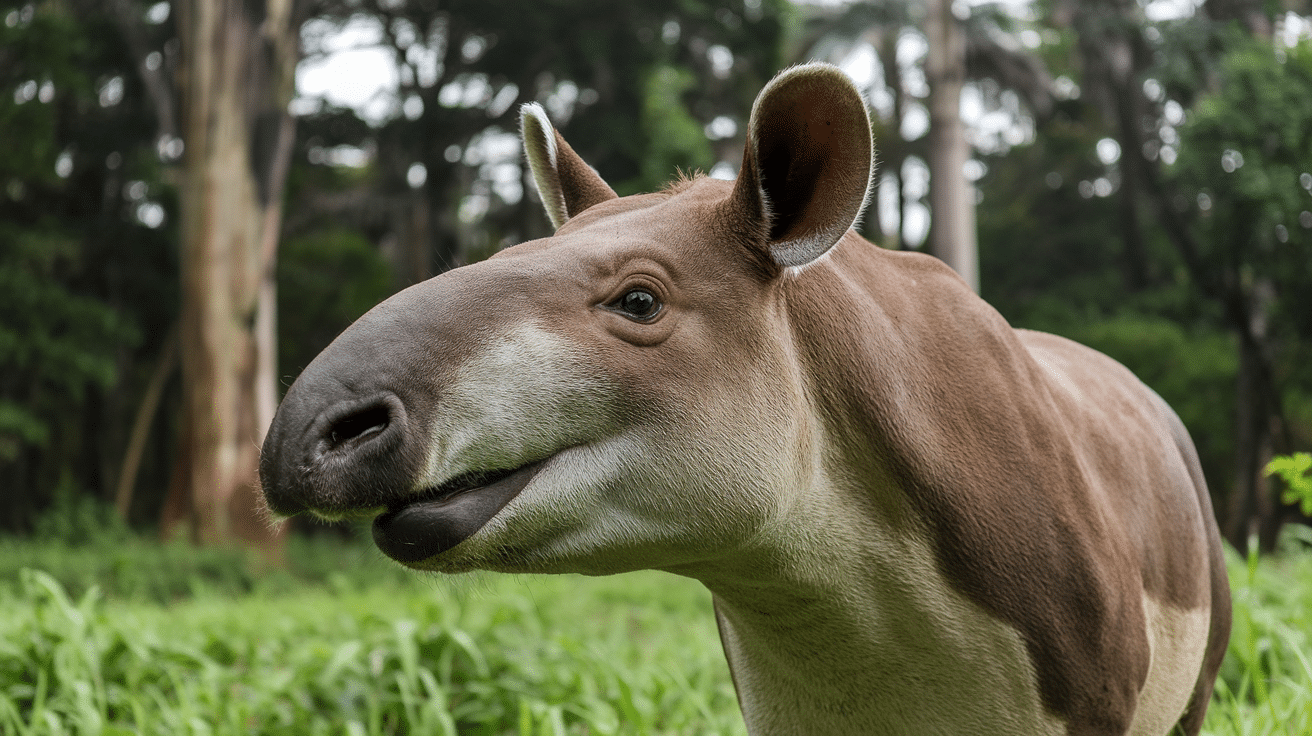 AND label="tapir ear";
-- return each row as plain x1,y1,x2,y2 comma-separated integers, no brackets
729,63,873,268
520,103,618,230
